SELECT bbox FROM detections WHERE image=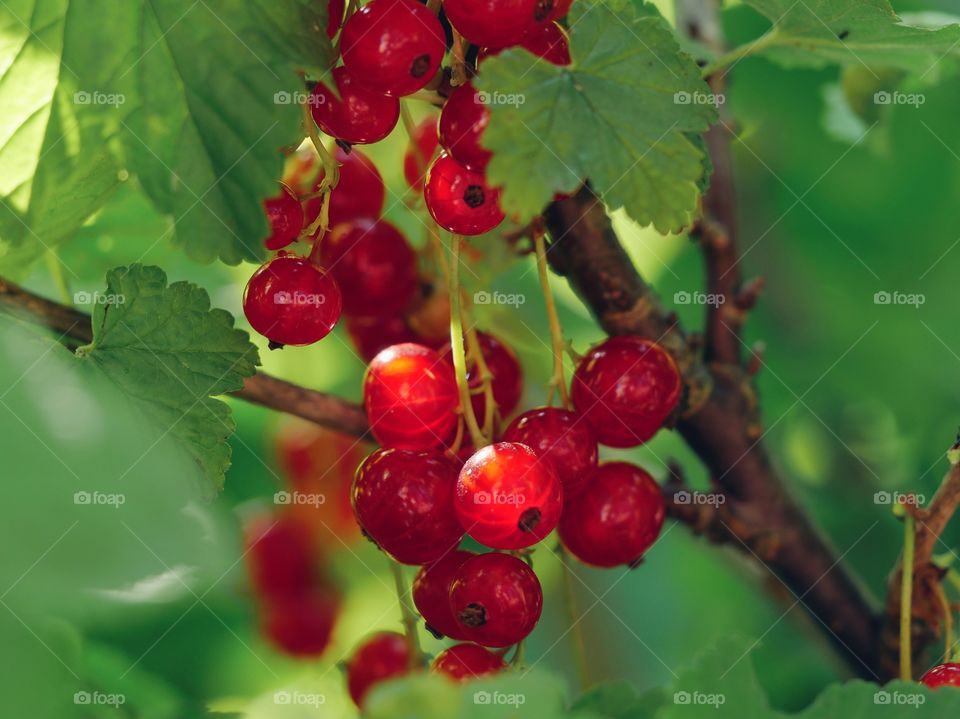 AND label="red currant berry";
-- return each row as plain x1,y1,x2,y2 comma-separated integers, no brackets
444,0,551,49
412,550,475,639
920,663,960,688
327,0,346,37
439,83,491,172
403,116,440,191
352,448,465,564
549,0,573,20
260,588,339,657
425,152,504,236
364,343,460,450
346,313,422,362
503,407,598,495
304,147,385,230
345,631,411,707
455,442,562,550
520,21,571,65
320,219,419,317
449,552,542,647
263,186,304,250
244,512,315,601
559,462,665,567
431,643,505,681
570,336,681,448
311,66,400,144
342,0,446,97
243,254,342,347
443,331,523,422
